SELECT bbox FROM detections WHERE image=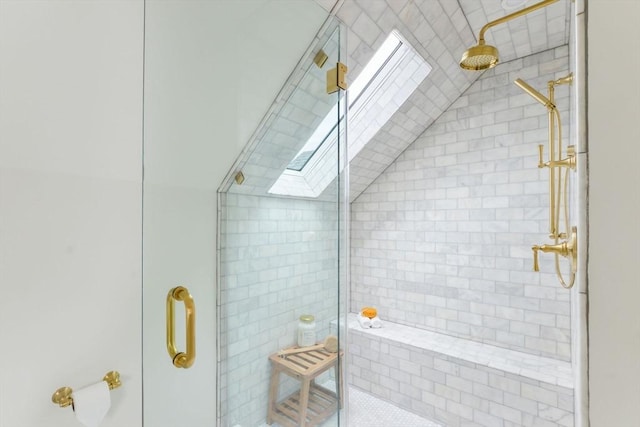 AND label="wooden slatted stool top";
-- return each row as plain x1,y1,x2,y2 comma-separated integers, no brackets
269,343,339,378
267,344,343,427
